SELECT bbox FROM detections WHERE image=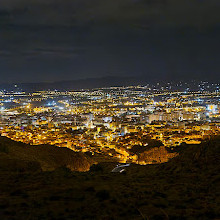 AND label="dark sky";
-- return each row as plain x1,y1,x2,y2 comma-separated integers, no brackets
0,0,220,83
